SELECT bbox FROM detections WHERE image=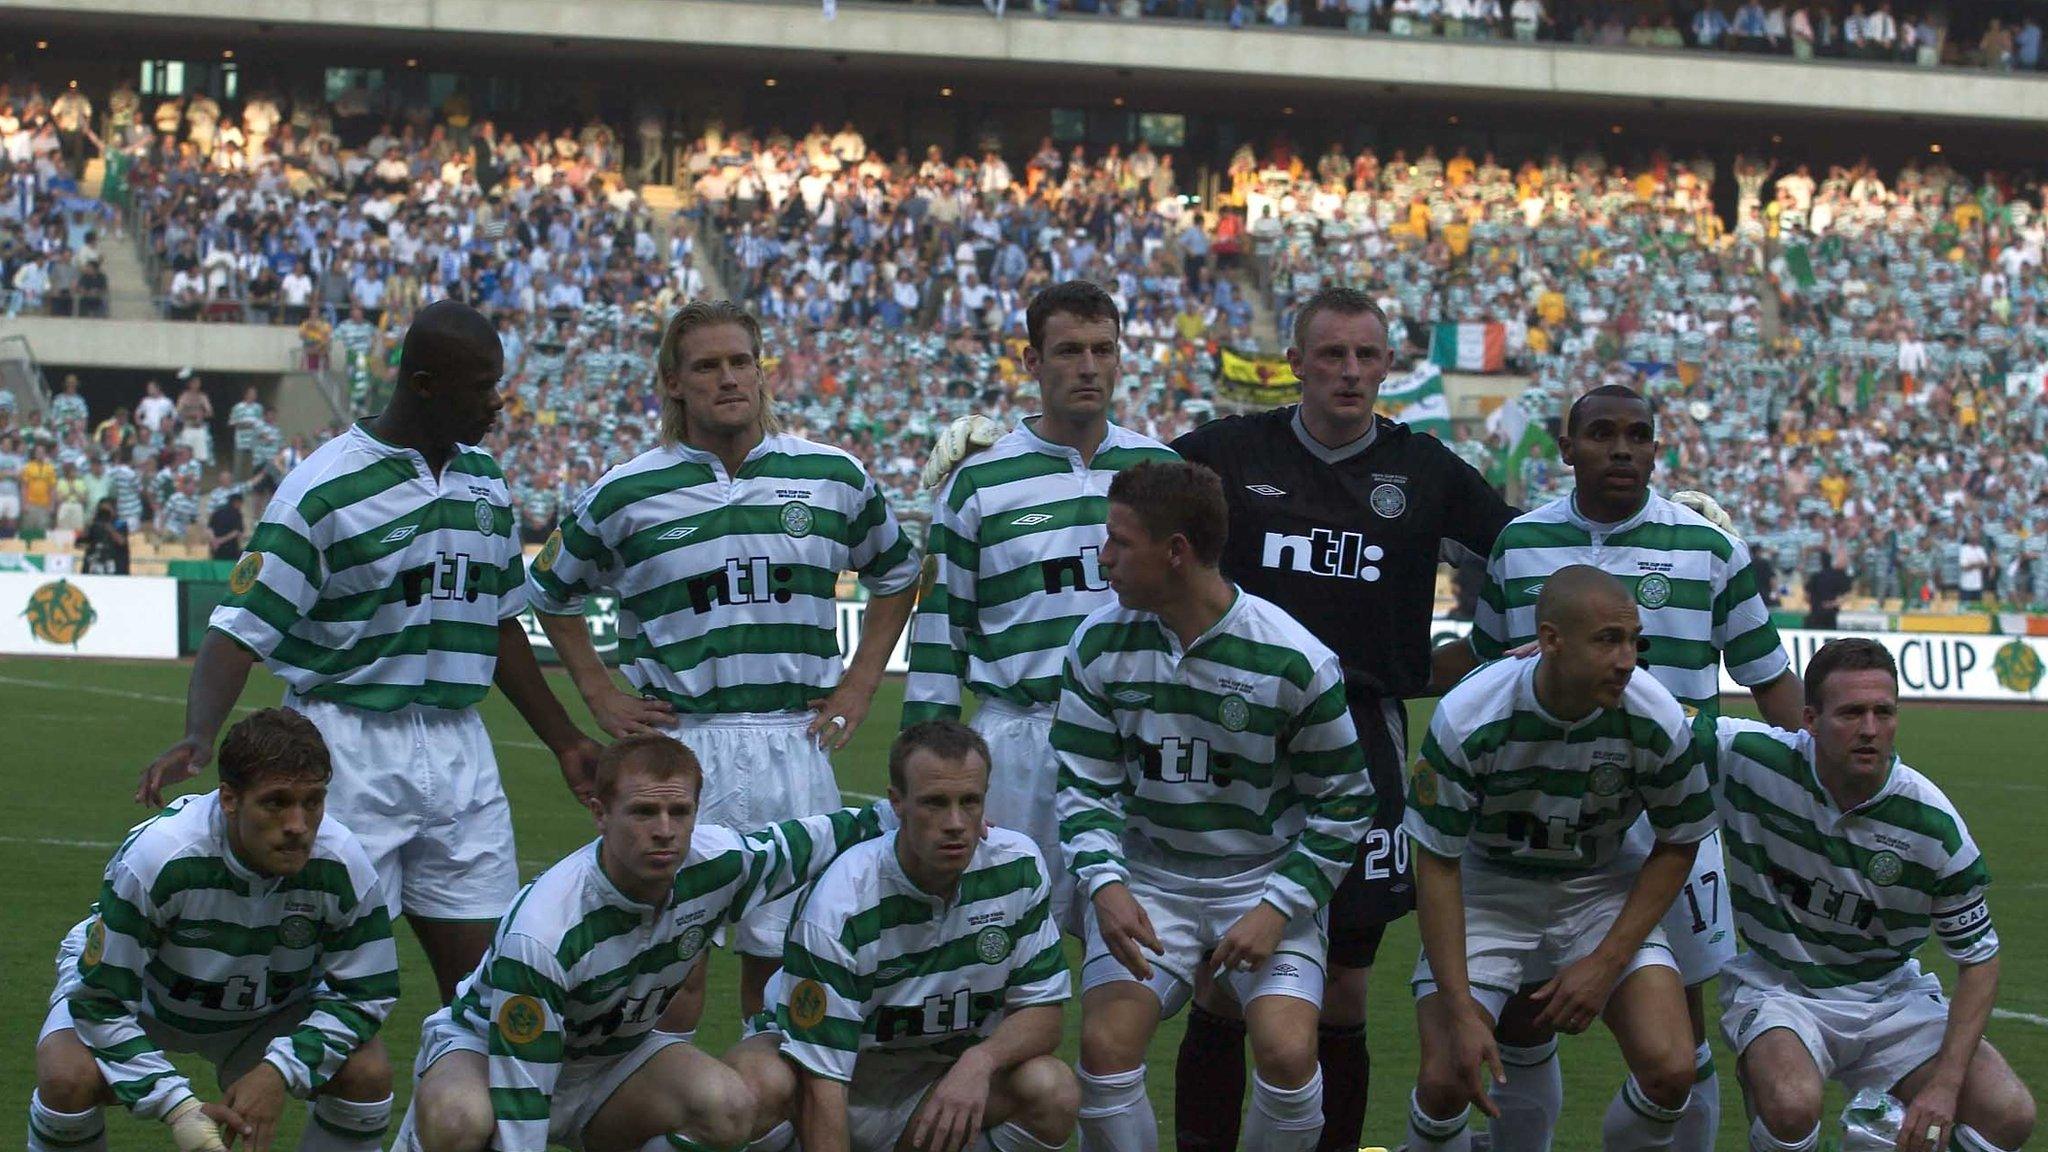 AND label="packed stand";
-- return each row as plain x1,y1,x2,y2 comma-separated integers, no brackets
0,79,118,317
